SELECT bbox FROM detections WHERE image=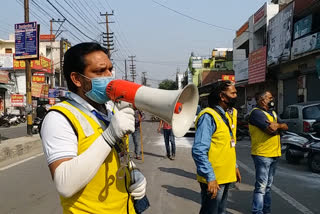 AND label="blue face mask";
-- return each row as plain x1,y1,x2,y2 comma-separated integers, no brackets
80,74,114,104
